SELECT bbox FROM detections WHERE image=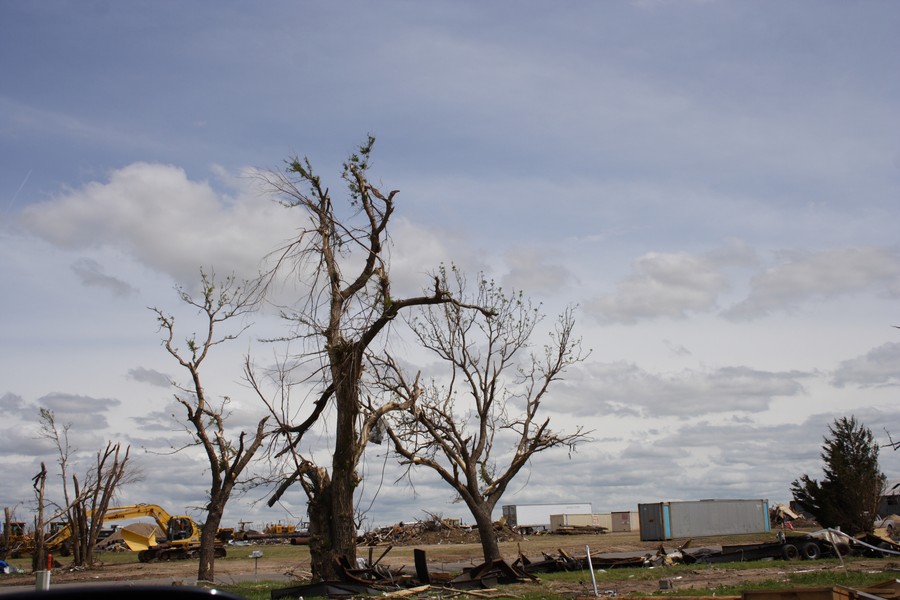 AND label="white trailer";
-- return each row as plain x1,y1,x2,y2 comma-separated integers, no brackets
501,503,593,532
